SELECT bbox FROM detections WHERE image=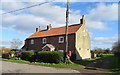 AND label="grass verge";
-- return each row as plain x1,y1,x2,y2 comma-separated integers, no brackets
102,54,120,73
1,54,119,73
1,58,81,68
